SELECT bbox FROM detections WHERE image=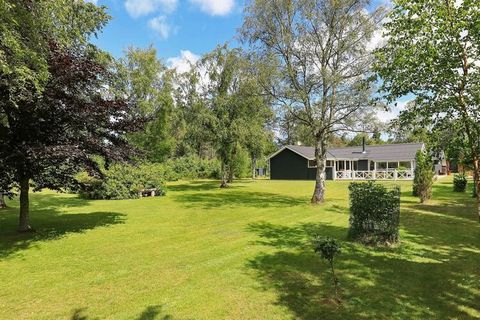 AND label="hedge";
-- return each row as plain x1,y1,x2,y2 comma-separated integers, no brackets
348,181,401,245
